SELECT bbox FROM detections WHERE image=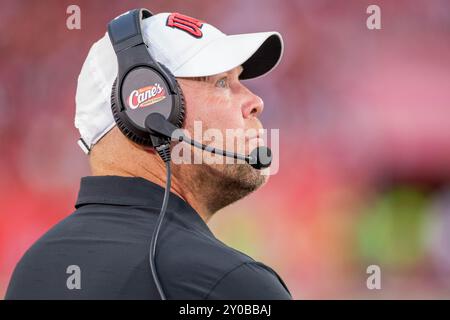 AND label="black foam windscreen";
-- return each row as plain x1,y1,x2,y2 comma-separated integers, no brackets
249,146,272,169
